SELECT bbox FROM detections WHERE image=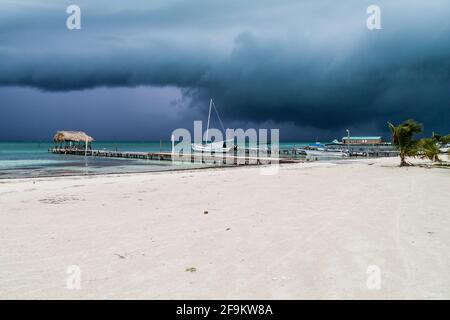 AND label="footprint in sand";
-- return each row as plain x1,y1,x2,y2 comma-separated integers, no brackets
38,195,85,204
